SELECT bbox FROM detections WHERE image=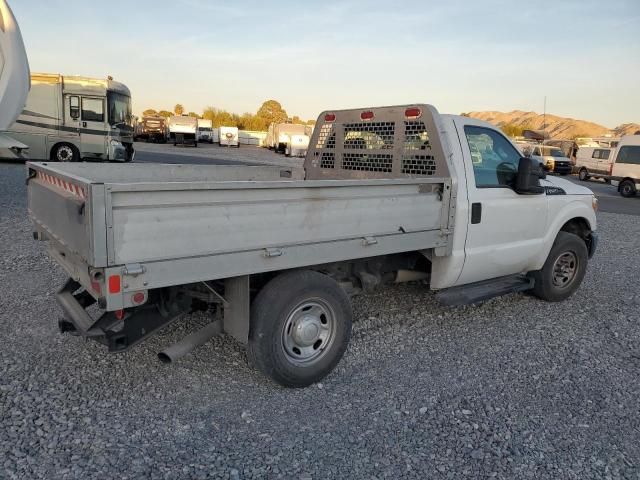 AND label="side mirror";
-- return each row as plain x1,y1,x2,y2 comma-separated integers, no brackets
515,157,545,195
